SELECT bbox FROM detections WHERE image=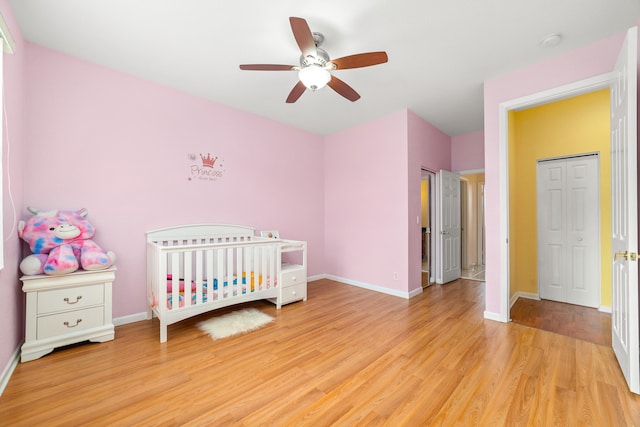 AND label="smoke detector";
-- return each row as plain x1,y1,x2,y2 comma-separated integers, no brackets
540,33,562,48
